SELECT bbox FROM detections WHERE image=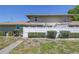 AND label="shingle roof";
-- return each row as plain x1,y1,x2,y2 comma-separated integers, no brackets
0,22,45,26
0,22,65,26
0,22,27,25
